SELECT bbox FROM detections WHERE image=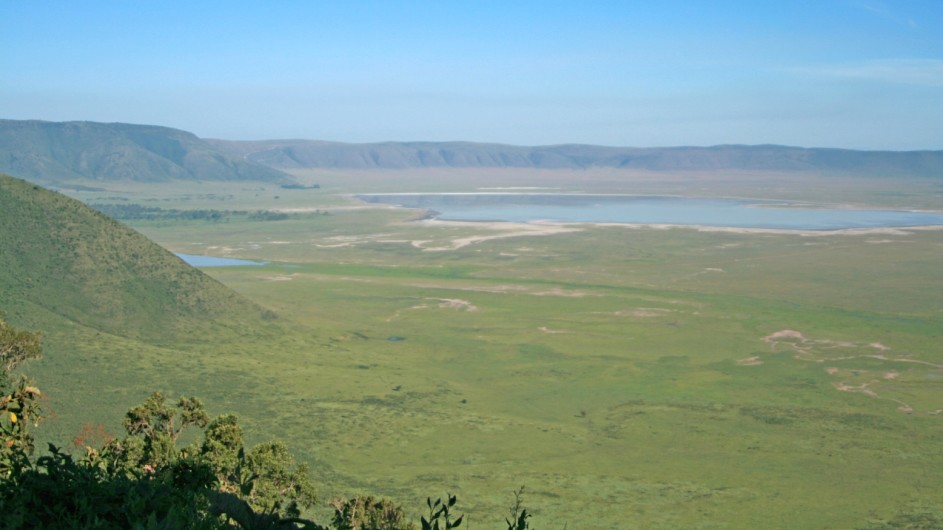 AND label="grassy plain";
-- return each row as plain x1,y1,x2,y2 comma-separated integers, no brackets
32,169,943,528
